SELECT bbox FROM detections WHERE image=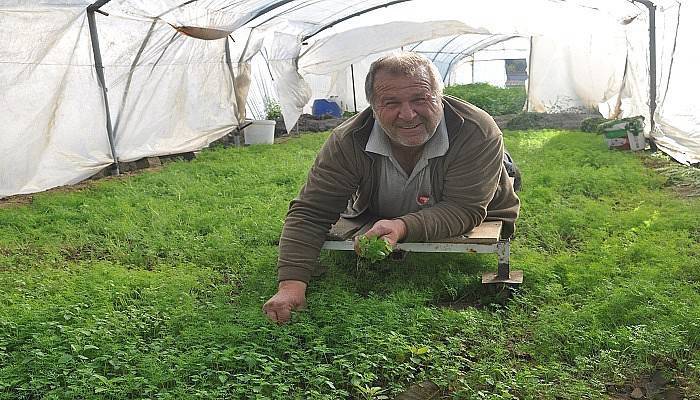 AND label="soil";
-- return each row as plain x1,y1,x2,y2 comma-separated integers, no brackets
3,119,698,206
0,178,102,209
0,195,33,208
494,112,602,131
606,369,691,400
434,284,517,310
640,152,700,198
